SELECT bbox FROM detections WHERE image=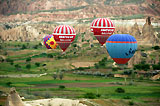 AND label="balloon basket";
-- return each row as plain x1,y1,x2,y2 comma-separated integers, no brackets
62,52,66,55
100,45,104,48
